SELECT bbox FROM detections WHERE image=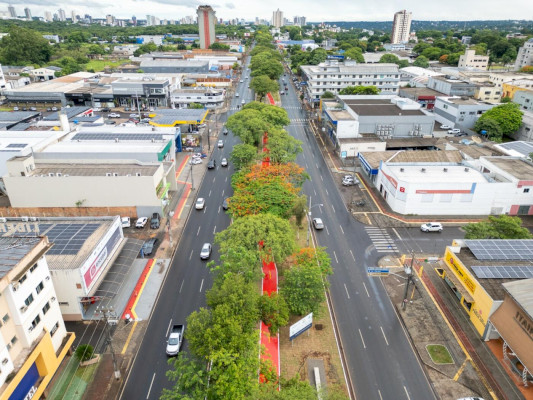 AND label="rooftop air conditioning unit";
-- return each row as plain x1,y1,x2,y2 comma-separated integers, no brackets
29,217,37,222
465,167,469,172
106,173,113,177
400,168,404,172
421,168,426,173
443,168,448,172
21,216,29,222
113,173,118,176
0,217,6,223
